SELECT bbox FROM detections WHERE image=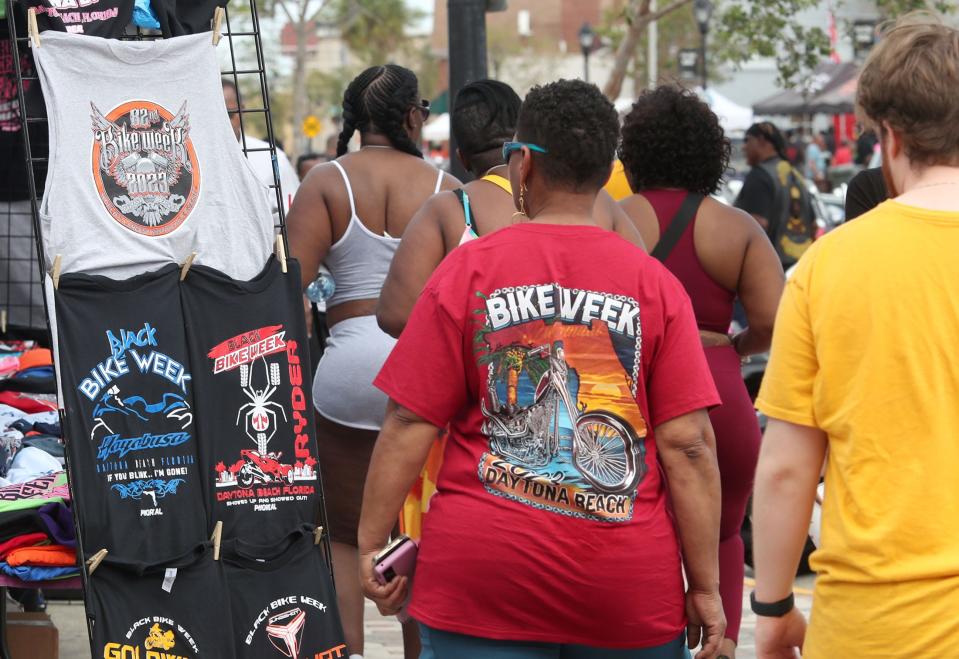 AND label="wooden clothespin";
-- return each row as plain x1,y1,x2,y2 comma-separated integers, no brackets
211,521,223,560
212,7,225,46
179,251,197,281
313,526,324,545
51,255,62,290
275,234,288,274
86,548,108,575
27,8,40,48
1,310,7,335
